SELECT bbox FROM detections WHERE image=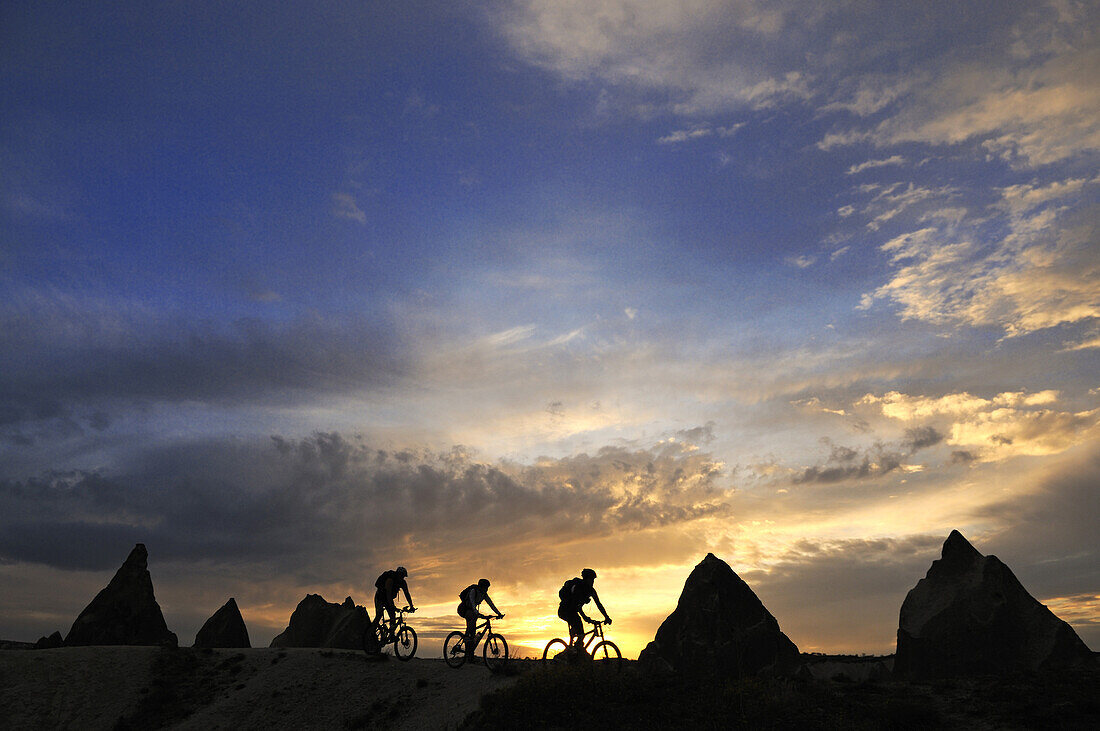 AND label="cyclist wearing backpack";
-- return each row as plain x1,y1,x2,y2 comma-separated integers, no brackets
457,578,503,656
373,566,416,634
558,568,611,651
